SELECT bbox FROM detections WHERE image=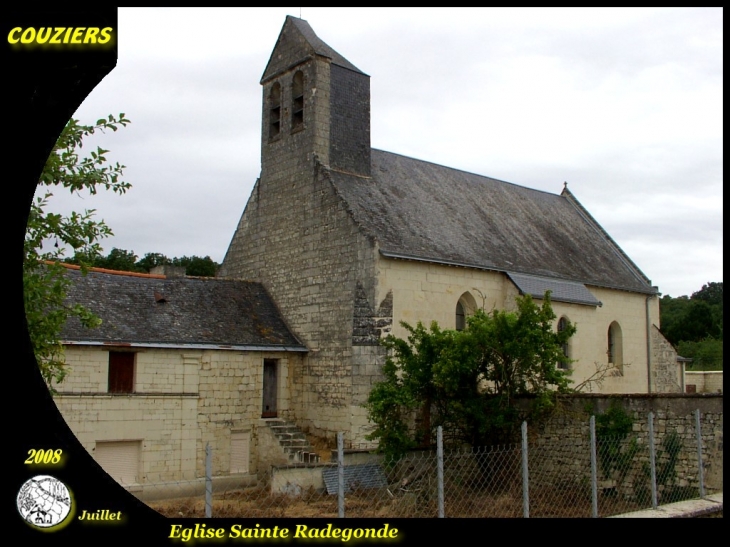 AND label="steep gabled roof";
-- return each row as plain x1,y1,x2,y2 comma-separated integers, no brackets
261,15,364,83
60,269,305,350
328,149,655,295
